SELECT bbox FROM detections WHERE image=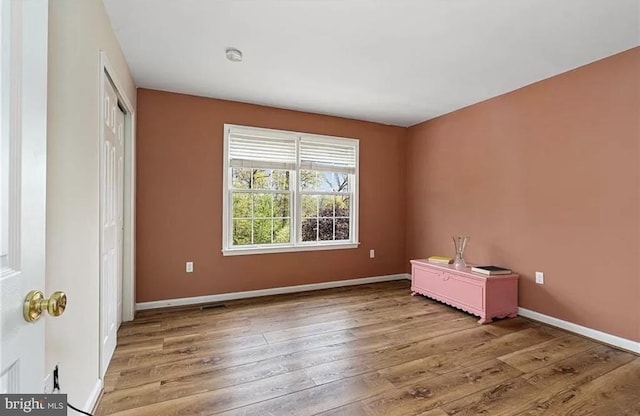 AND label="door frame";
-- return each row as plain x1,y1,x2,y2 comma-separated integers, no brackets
98,51,136,377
